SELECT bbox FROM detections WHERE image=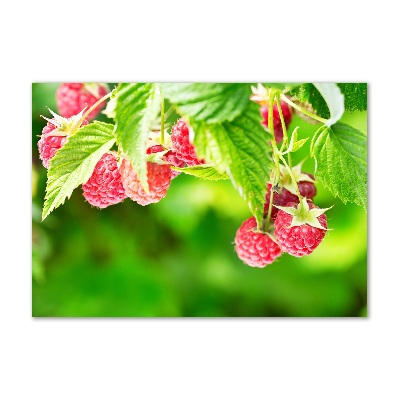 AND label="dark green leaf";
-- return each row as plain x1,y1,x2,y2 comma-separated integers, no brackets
191,102,272,227
160,83,251,123
313,83,344,126
290,83,331,119
337,83,367,112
